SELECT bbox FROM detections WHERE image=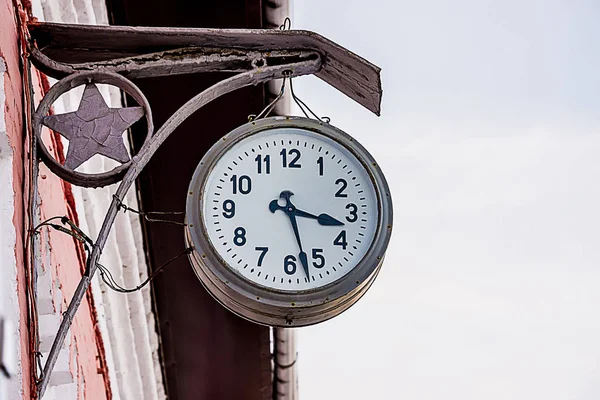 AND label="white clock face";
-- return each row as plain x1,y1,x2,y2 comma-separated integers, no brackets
201,127,379,291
